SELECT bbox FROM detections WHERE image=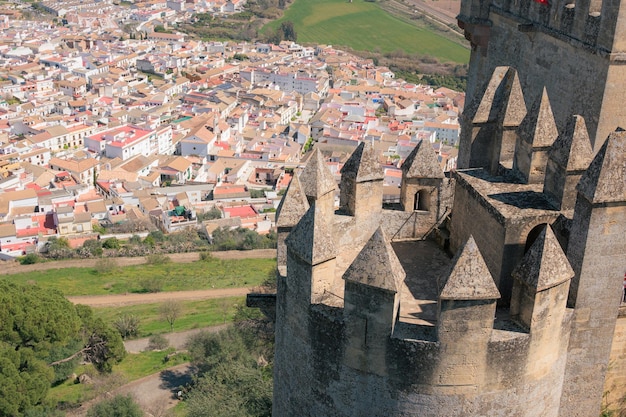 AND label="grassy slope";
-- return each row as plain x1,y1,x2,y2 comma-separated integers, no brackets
94,297,244,337
4,258,276,296
265,0,469,63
